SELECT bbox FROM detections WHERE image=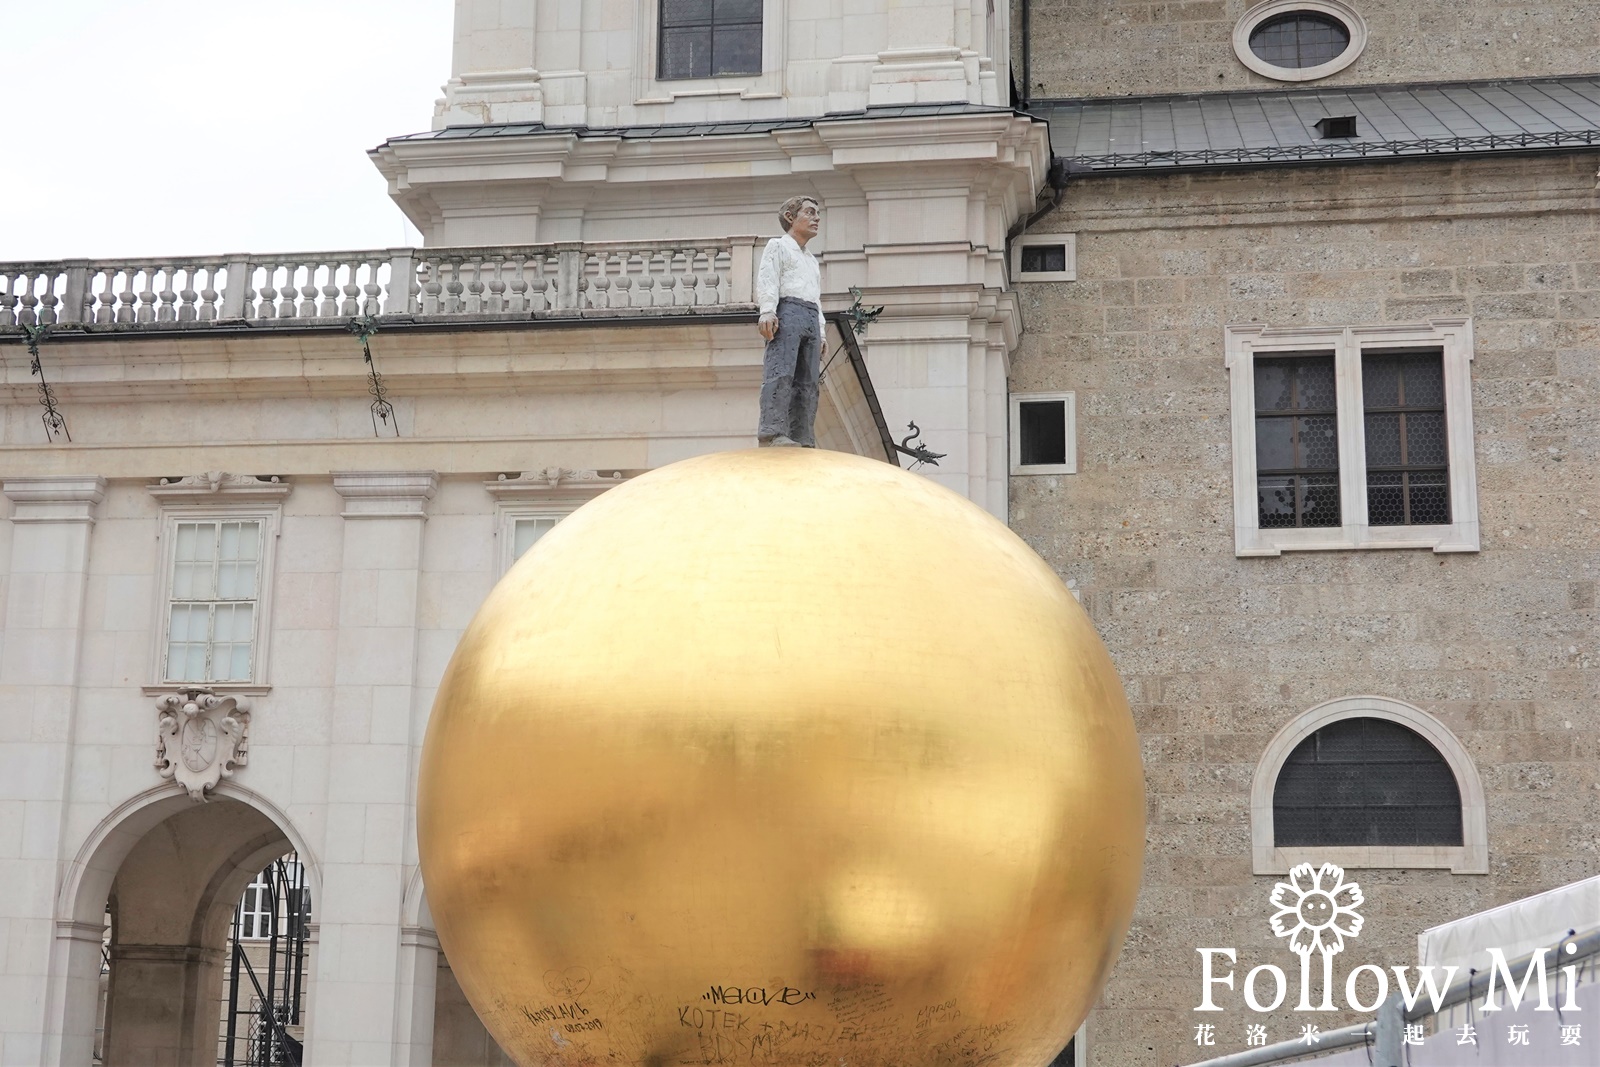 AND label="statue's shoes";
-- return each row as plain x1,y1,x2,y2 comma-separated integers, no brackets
771,435,800,447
